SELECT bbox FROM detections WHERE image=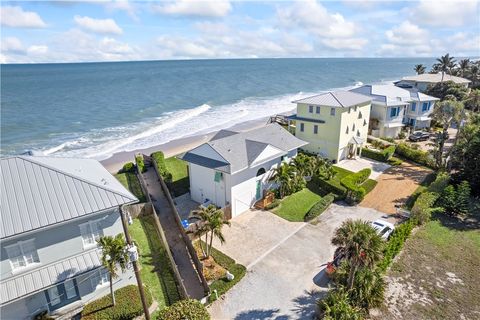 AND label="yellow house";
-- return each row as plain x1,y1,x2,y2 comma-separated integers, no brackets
287,91,372,163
